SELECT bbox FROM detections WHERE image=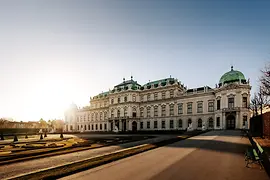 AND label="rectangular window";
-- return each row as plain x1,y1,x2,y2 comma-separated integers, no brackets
78,125,79,130
178,119,182,128
162,92,166,99
170,90,174,98
216,117,220,127
70,125,73,130
197,102,203,113
154,93,158,100
88,125,90,130
104,123,107,130
154,106,158,117
208,101,214,112
187,103,192,114
243,116,248,127
170,104,174,116
140,95,144,102
154,121,158,129
162,105,166,116
217,100,221,110
147,121,150,129
170,120,174,129
147,94,151,101
243,97,247,108
100,124,102,130
162,120,166,129
178,103,183,114
140,122,143,129
91,124,94,130
95,124,98,130
228,97,234,109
